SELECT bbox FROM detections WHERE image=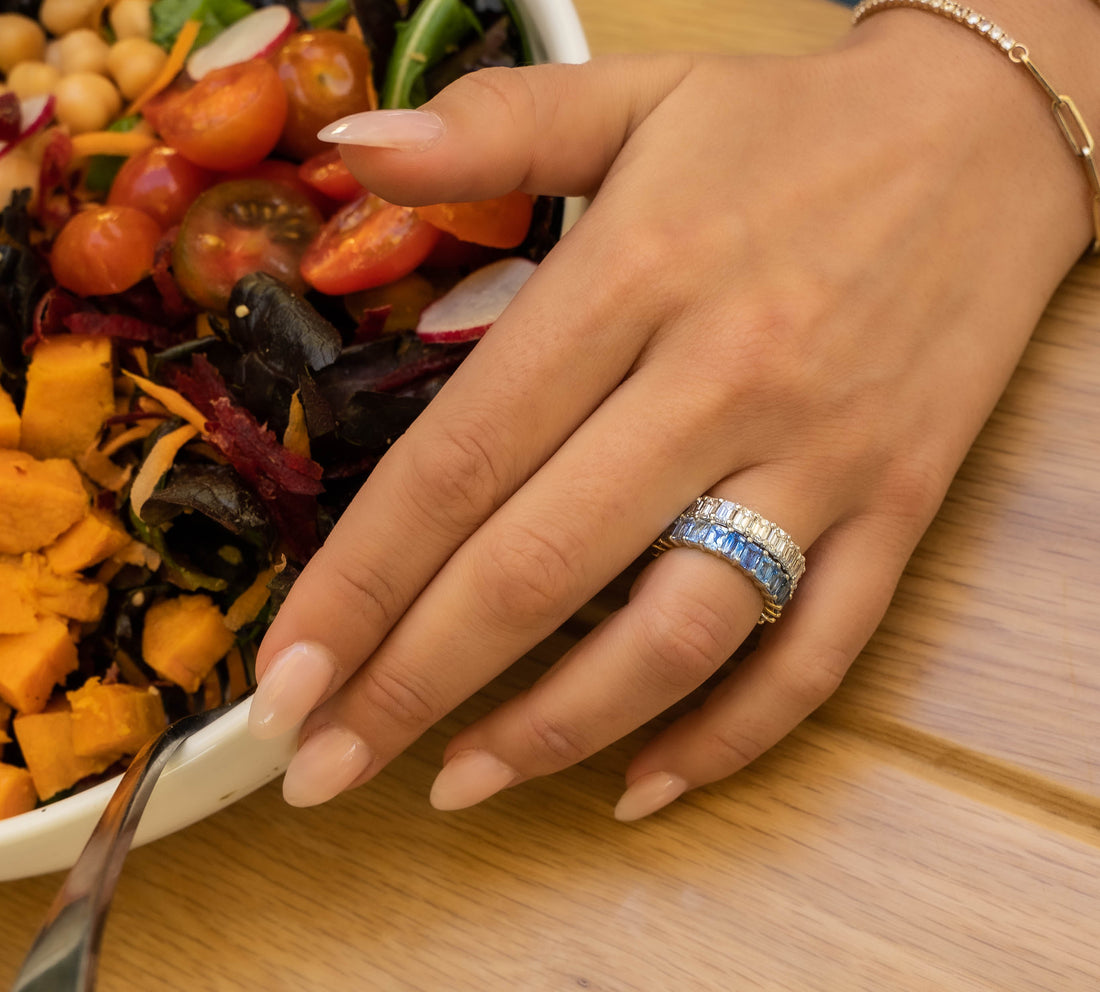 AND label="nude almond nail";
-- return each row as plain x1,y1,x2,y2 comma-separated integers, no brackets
430,749,519,811
248,641,336,740
317,109,445,150
613,771,688,822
